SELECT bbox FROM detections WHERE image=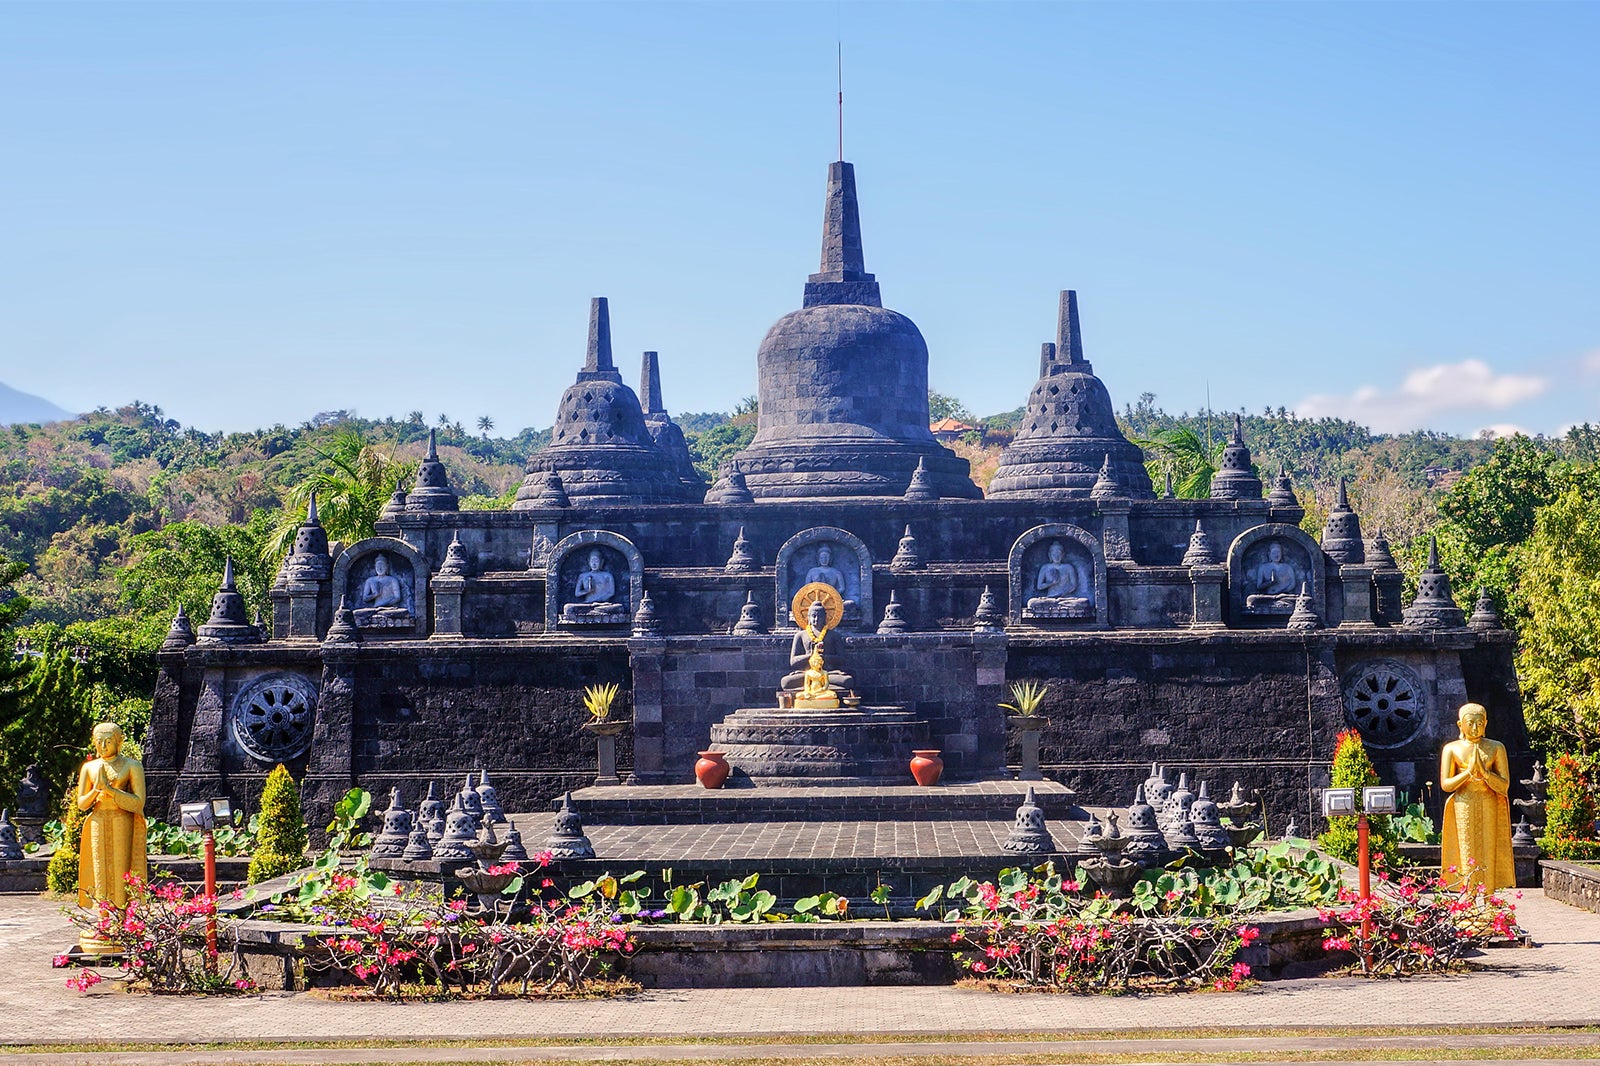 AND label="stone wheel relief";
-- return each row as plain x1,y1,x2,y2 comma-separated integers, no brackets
1342,661,1427,748
230,673,319,762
